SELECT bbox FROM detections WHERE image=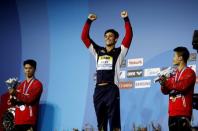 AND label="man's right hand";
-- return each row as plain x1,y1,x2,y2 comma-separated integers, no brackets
159,75,167,86
88,14,97,21
121,11,128,18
